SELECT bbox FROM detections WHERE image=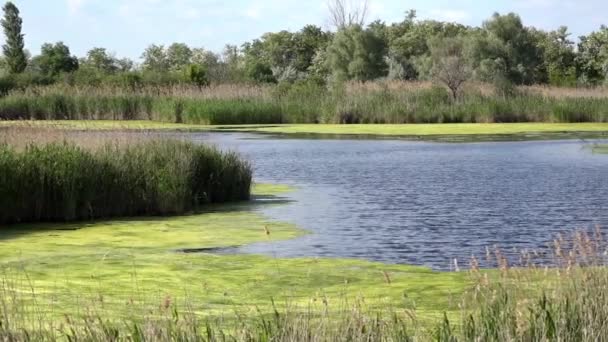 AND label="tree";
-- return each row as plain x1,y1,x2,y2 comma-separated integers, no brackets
428,36,471,100
30,42,78,77
577,25,608,85
468,13,544,85
115,57,134,72
82,47,118,73
1,1,26,73
536,26,576,86
385,12,469,80
166,43,193,71
141,44,168,71
326,25,386,82
184,64,209,87
293,25,331,72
